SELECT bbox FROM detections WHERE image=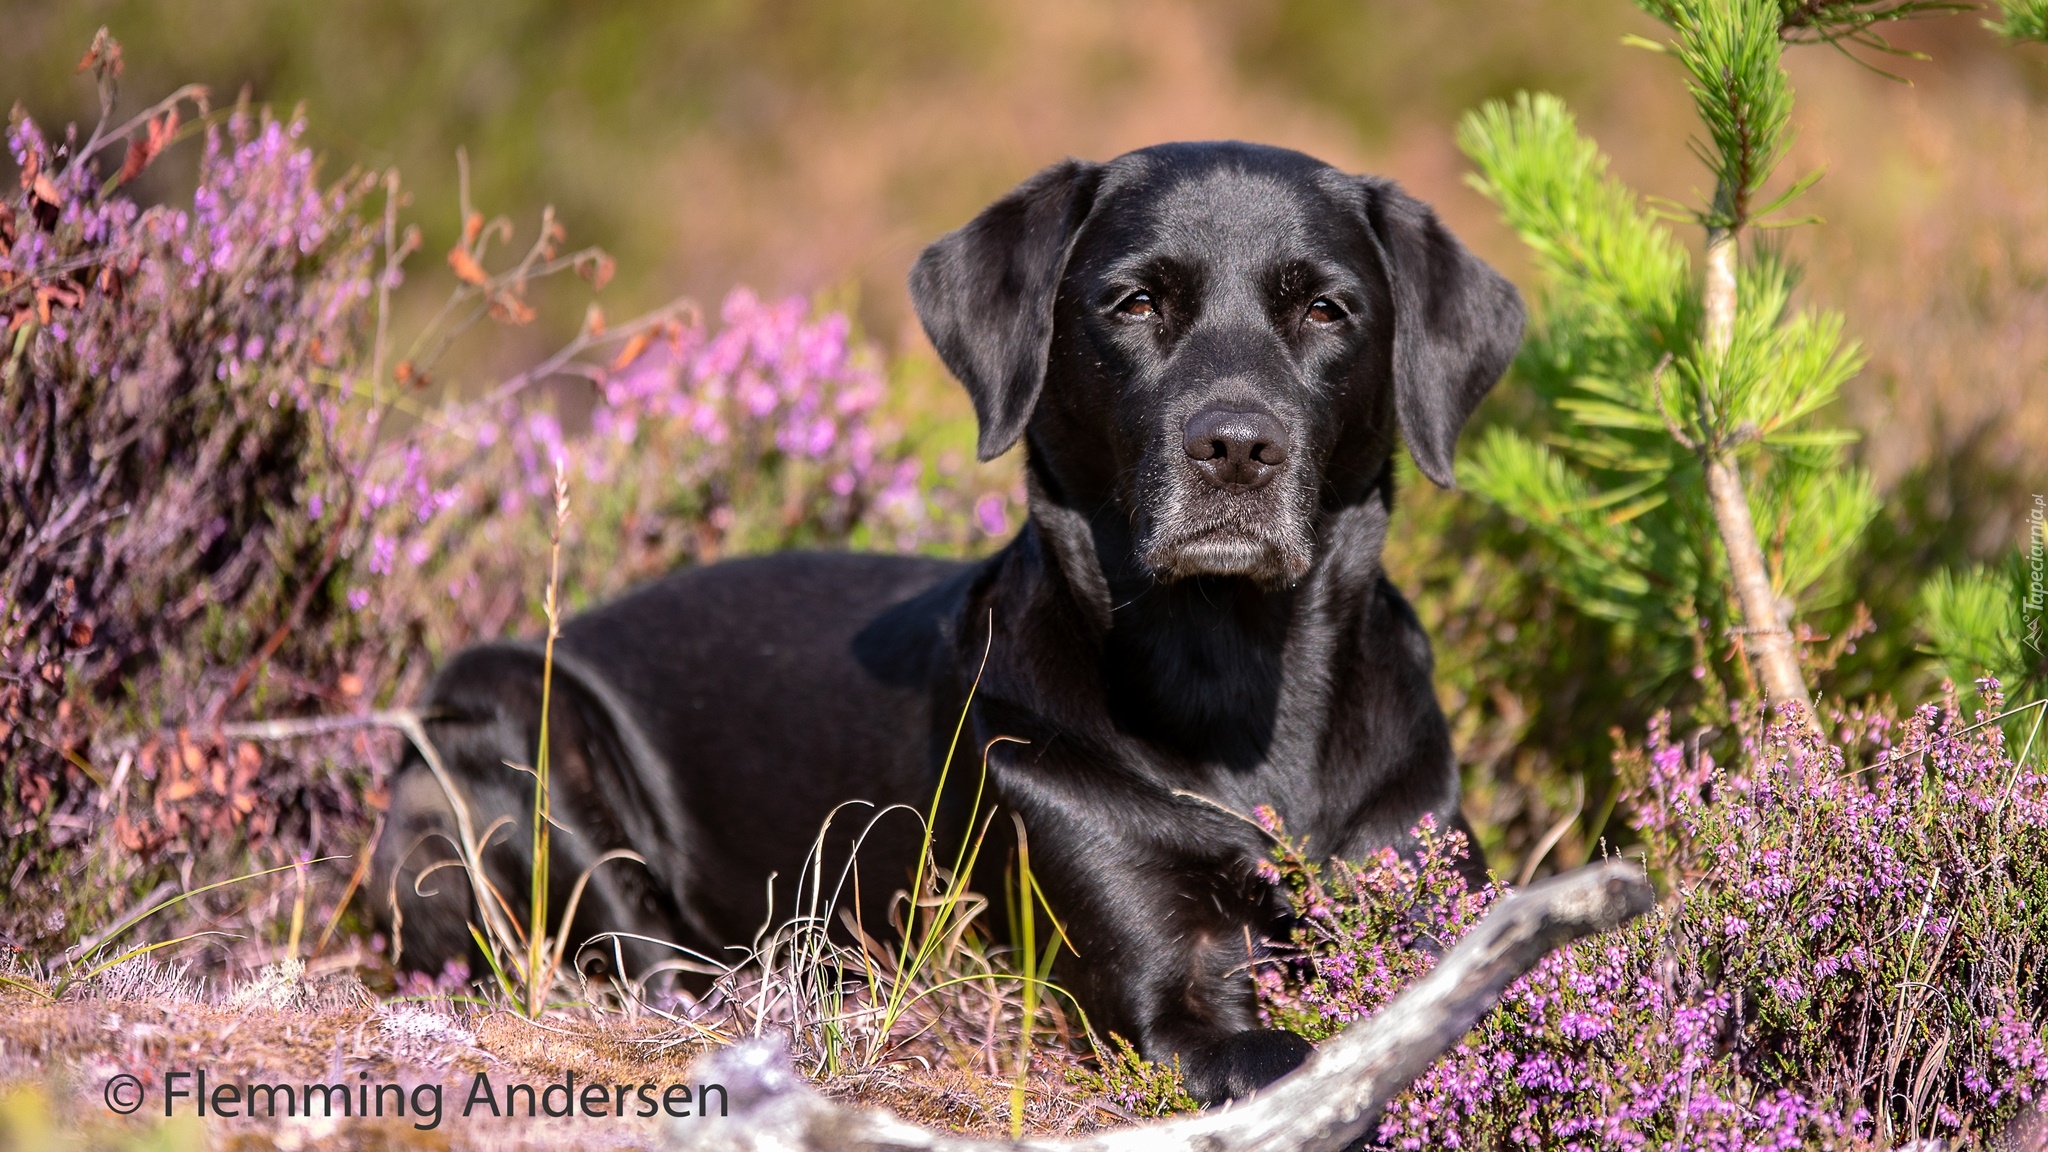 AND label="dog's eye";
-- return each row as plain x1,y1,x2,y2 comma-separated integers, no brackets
1306,298,1346,324
1116,291,1157,318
